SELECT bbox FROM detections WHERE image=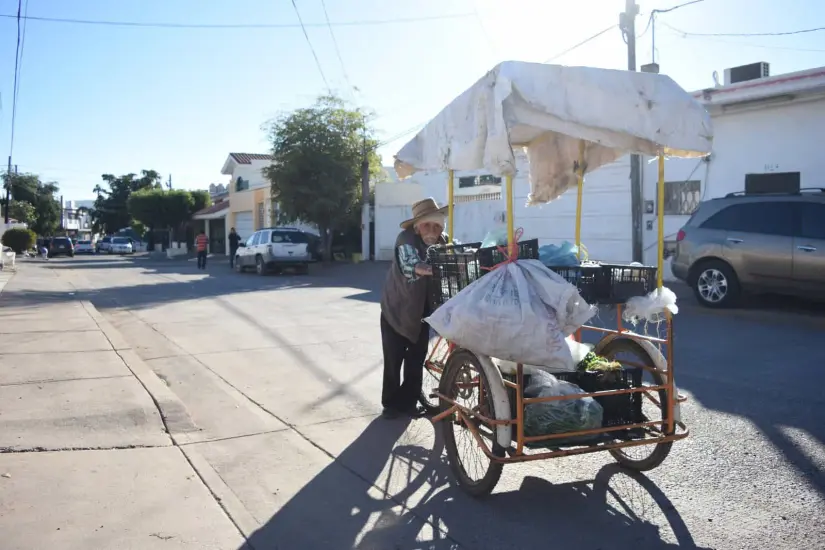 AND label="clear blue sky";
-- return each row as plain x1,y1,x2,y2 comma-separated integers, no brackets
1,0,823,200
